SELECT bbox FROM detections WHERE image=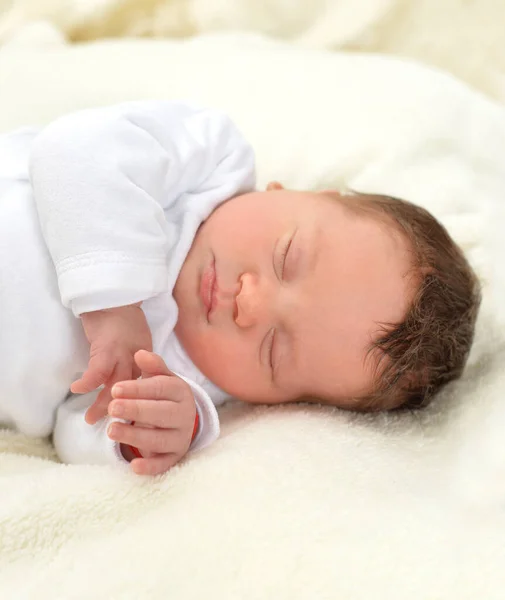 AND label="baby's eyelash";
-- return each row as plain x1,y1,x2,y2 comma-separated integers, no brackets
268,328,276,372
278,238,292,279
